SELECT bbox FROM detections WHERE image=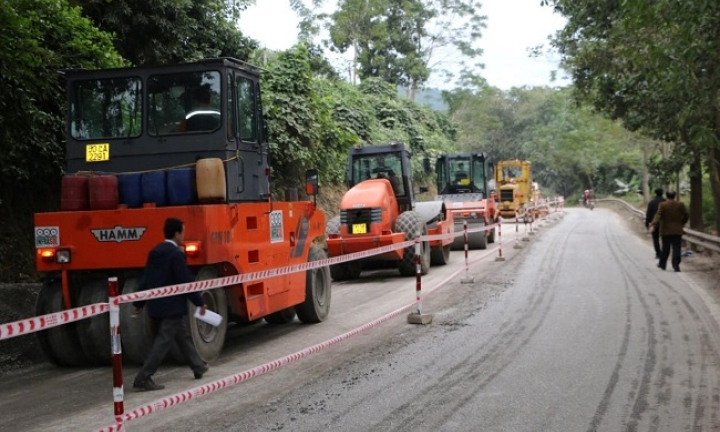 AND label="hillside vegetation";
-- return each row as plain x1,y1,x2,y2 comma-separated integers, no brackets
1,0,714,282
